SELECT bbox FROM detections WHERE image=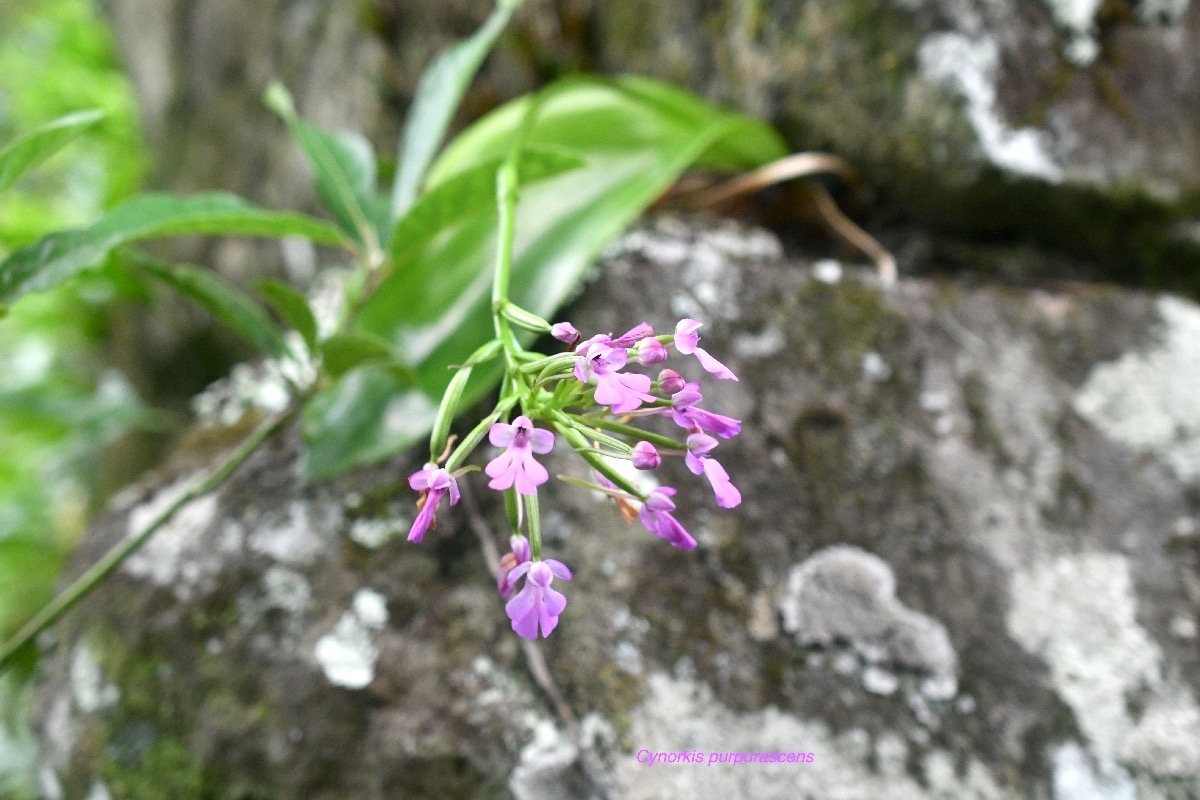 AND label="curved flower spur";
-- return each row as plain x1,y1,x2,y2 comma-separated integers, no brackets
402,140,742,641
